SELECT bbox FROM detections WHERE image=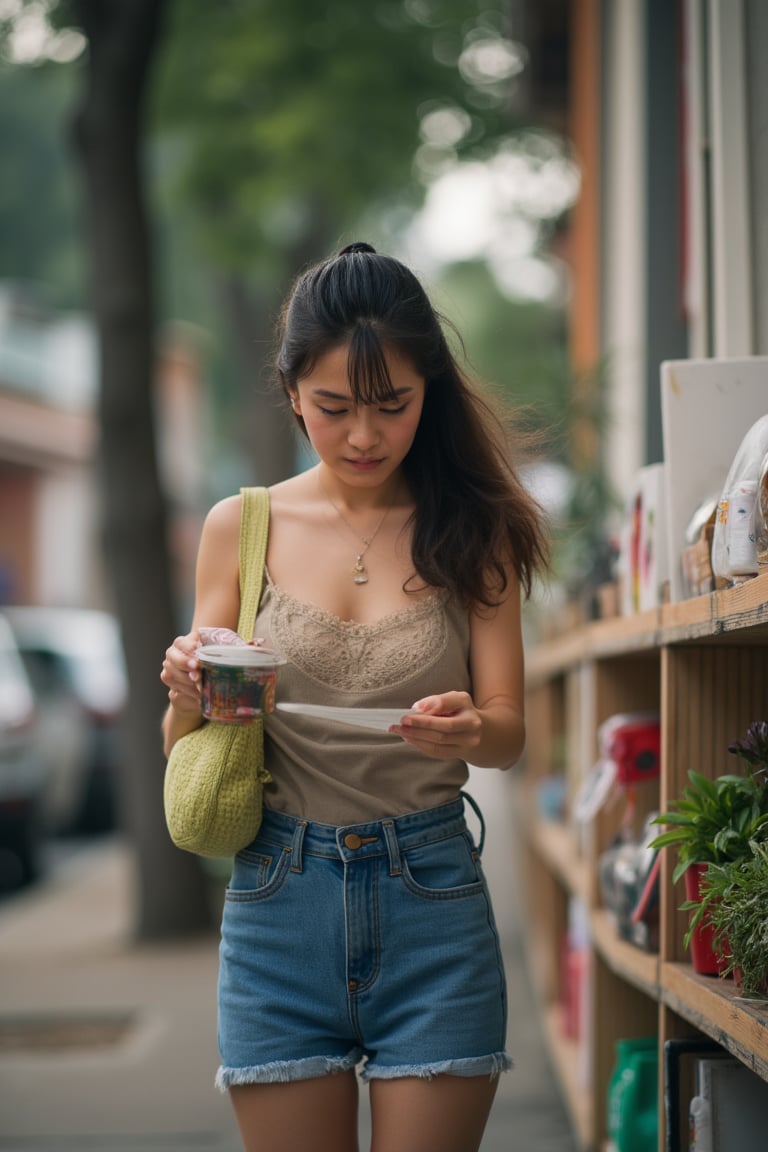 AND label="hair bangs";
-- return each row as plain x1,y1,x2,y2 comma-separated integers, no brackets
347,322,399,405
